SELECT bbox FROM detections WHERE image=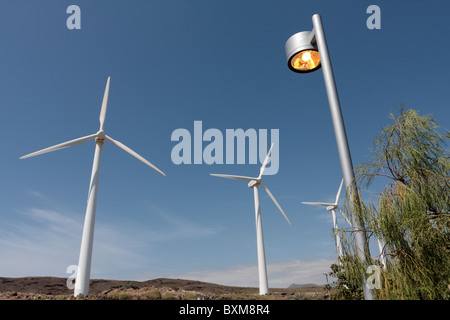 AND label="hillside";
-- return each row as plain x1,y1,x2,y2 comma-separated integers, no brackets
0,276,327,300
